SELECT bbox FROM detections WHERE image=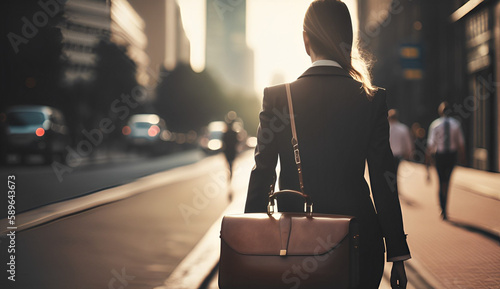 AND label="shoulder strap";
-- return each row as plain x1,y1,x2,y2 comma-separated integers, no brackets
285,83,305,193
